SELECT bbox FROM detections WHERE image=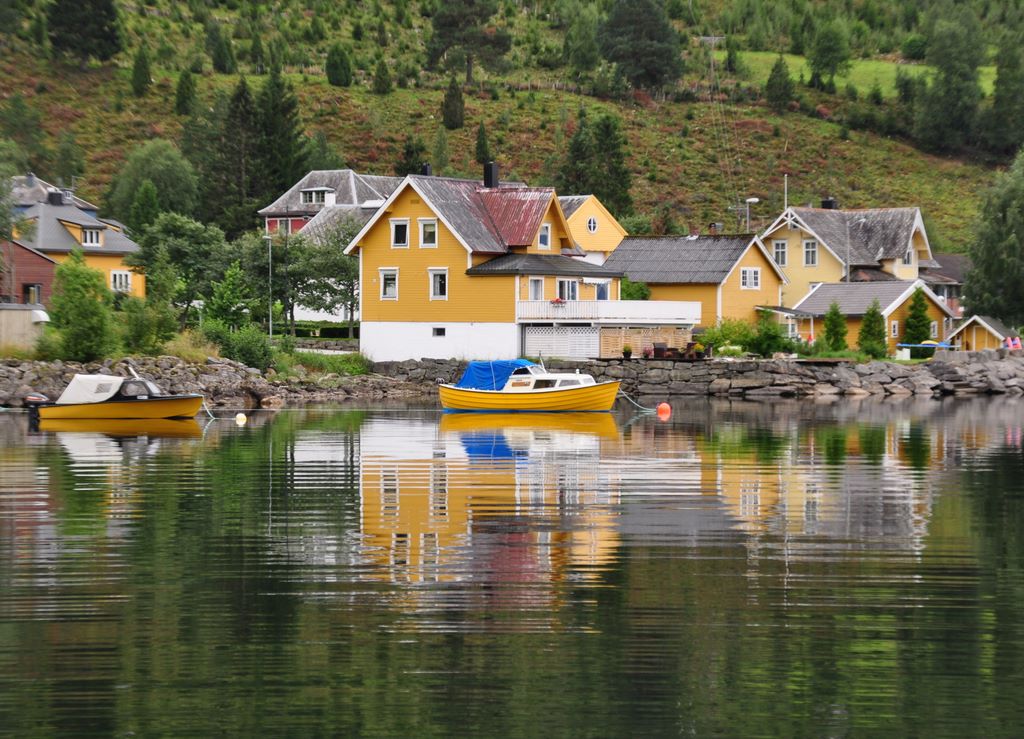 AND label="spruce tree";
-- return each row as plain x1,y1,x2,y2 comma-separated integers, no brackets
475,121,490,165
903,288,933,357
48,0,121,64
175,69,196,115
441,76,464,130
823,300,848,351
427,0,510,84
394,135,427,176
219,78,263,236
563,4,600,73
591,113,632,216
765,55,793,113
557,107,597,196
250,33,265,74
129,179,160,235
258,66,309,204
432,126,450,174
858,299,888,358
372,58,392,94
131,45,151,97
984,35,1024,155
211,25,237,74
599,0,682,89
326,44,352,87
50,249,116,361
